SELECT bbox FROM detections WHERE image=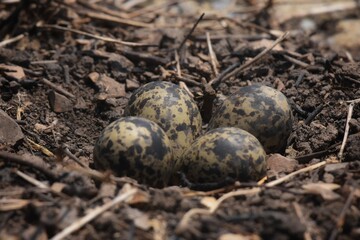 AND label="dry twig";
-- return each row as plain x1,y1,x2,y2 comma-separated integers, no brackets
209,31,289,86
0,33,24,47
38,78,75,99
14,169,49,189
206,32,219,76
50,188,137,240
328,187,356,240
39,24,154,47
338,102,354,160
0,151,58,180
177,13,205,52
